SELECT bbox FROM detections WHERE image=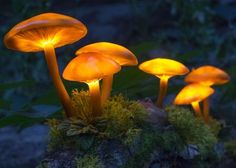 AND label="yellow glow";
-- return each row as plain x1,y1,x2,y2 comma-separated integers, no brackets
76,42,138,66
63,52,121,83
185,65,230,86
4,13,87,52
40,39,57,48
174,83,214,105
191,101,202,117
87,80,102,117
139,58,189,78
